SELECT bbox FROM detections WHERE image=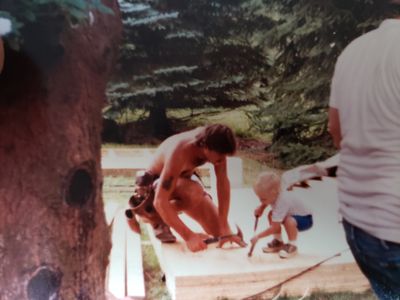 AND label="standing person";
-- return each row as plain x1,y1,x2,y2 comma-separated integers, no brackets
126,124,246,252
328,1,400,298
